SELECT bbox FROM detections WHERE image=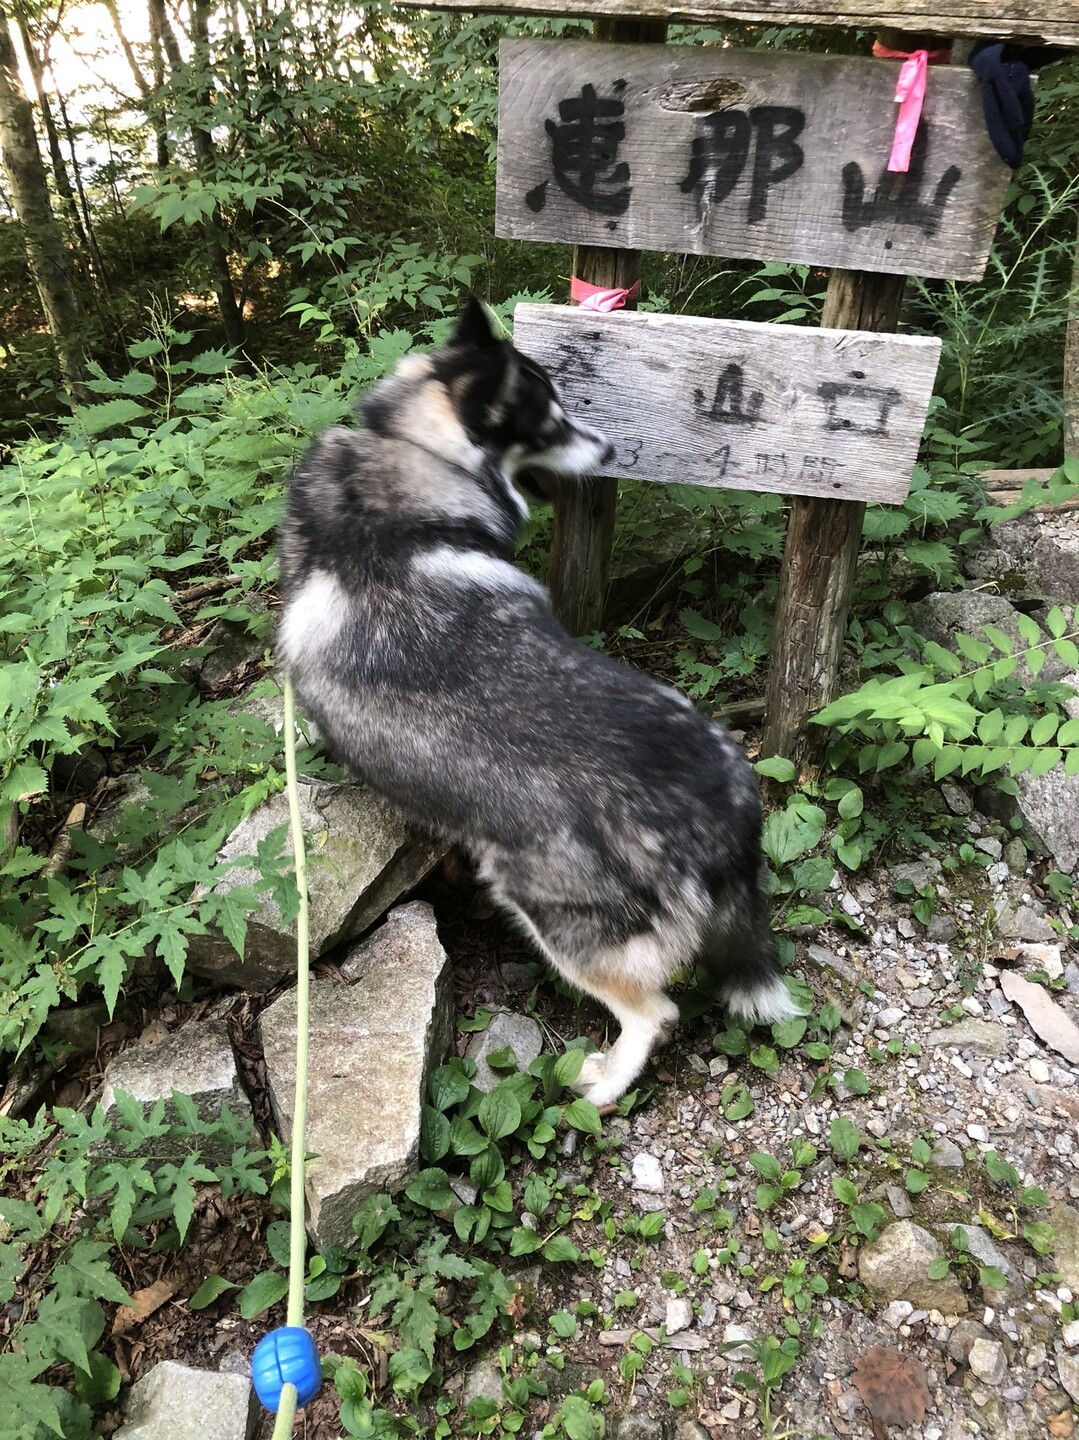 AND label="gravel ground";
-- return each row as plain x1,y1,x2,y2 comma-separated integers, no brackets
475,819,1079,1440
